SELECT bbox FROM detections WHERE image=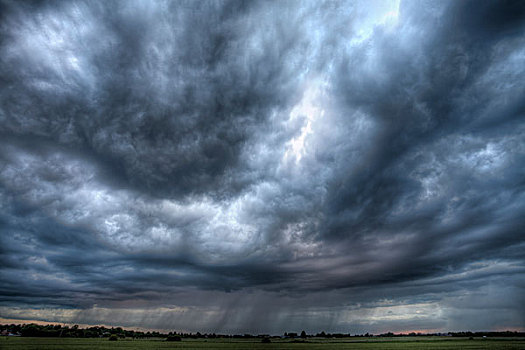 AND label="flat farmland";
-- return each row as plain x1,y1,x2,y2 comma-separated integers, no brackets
2,337,525,350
